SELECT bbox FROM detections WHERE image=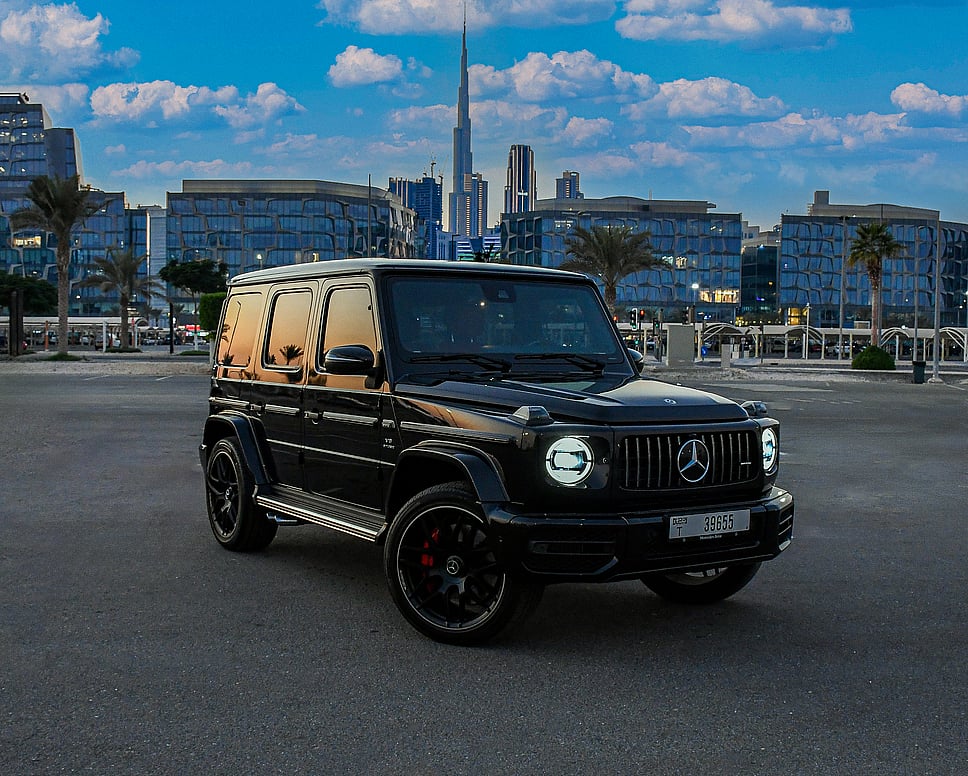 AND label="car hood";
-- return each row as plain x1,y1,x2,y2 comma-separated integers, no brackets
394,373,748,424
